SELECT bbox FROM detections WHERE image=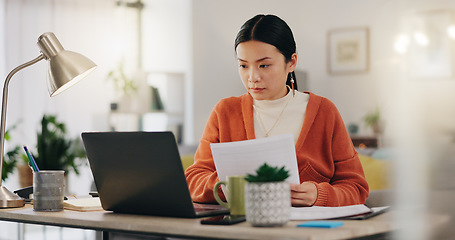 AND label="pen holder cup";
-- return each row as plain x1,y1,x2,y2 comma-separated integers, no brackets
33,170,65,212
